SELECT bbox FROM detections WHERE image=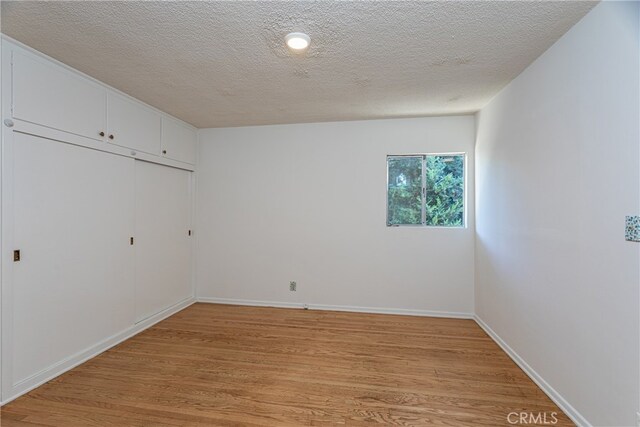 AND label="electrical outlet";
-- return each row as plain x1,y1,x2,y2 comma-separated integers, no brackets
289,281,297,291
